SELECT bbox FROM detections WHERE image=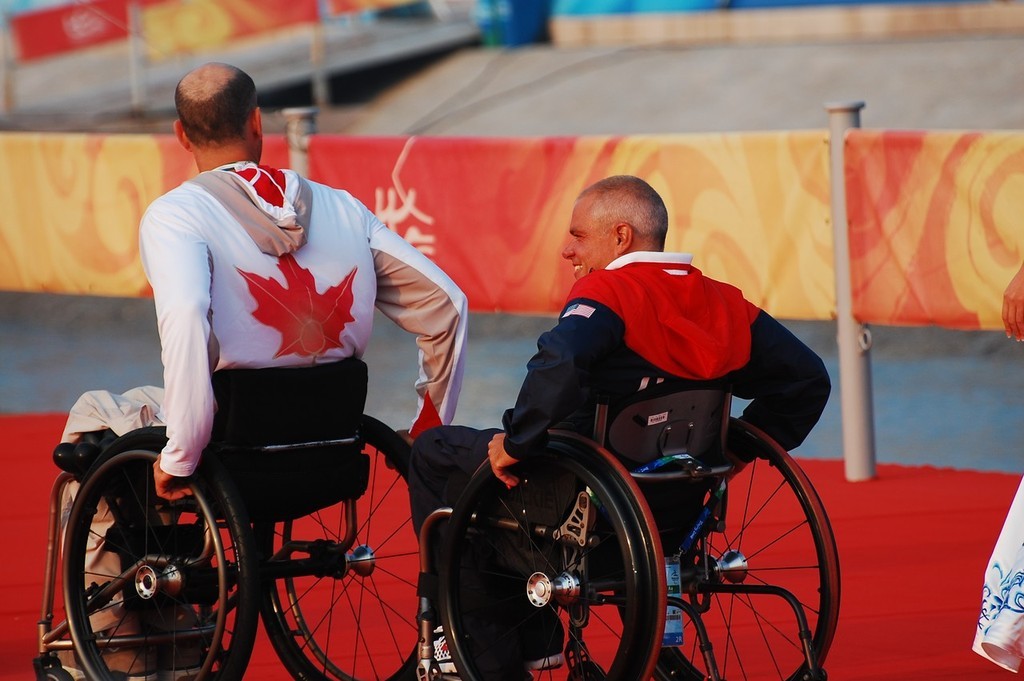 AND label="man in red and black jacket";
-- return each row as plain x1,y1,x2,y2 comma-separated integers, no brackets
409,175,830,678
